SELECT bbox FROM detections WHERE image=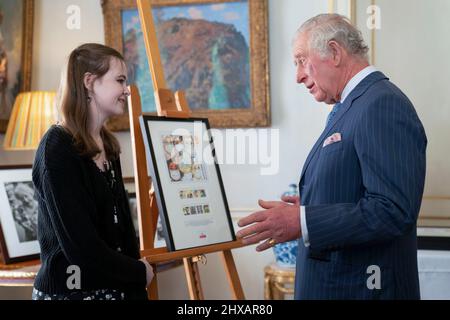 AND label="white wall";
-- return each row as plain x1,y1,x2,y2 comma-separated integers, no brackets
367,0,450,222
